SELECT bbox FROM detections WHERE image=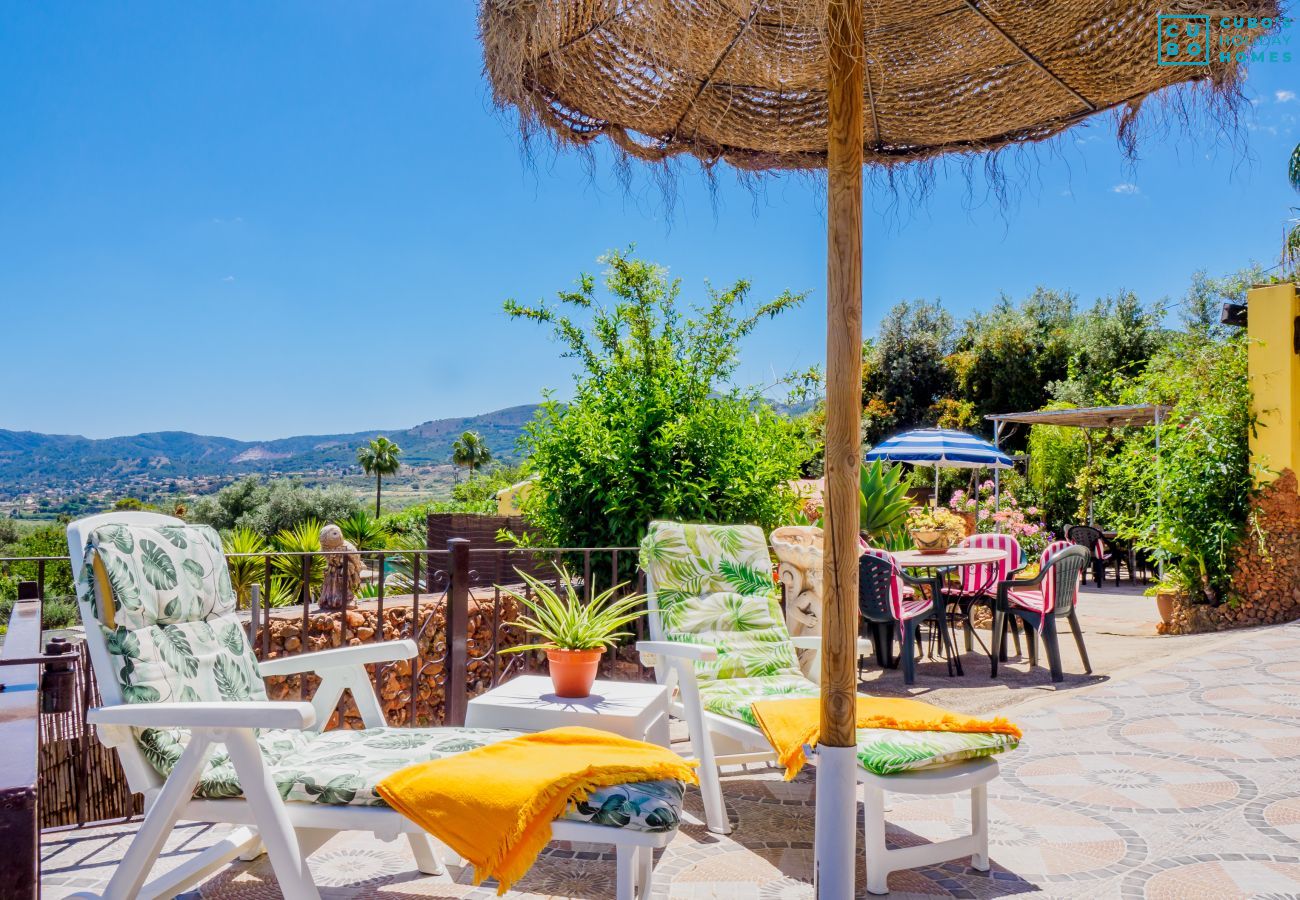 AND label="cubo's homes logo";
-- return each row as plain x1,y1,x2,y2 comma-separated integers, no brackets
1157,13,1292,66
